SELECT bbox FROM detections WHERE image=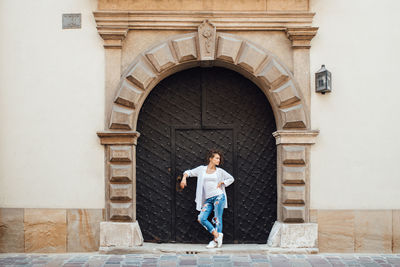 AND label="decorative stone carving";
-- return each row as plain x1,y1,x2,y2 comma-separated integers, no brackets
97,28,128,49
280,104,307,129
114,81,143,109
216,35,242,63
109,105,134,130
282,146,305,164
198,20,216,60
282,185,306,204
257,58,288,88
172,35,197,62
109,146,132,162
282,166,306,184
110,184,133,201
272,81,301,107
145,43,177,72
237,42,268,73
126,61,156,90
110,203,133,221
282,205,305,222
110,164,132,182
